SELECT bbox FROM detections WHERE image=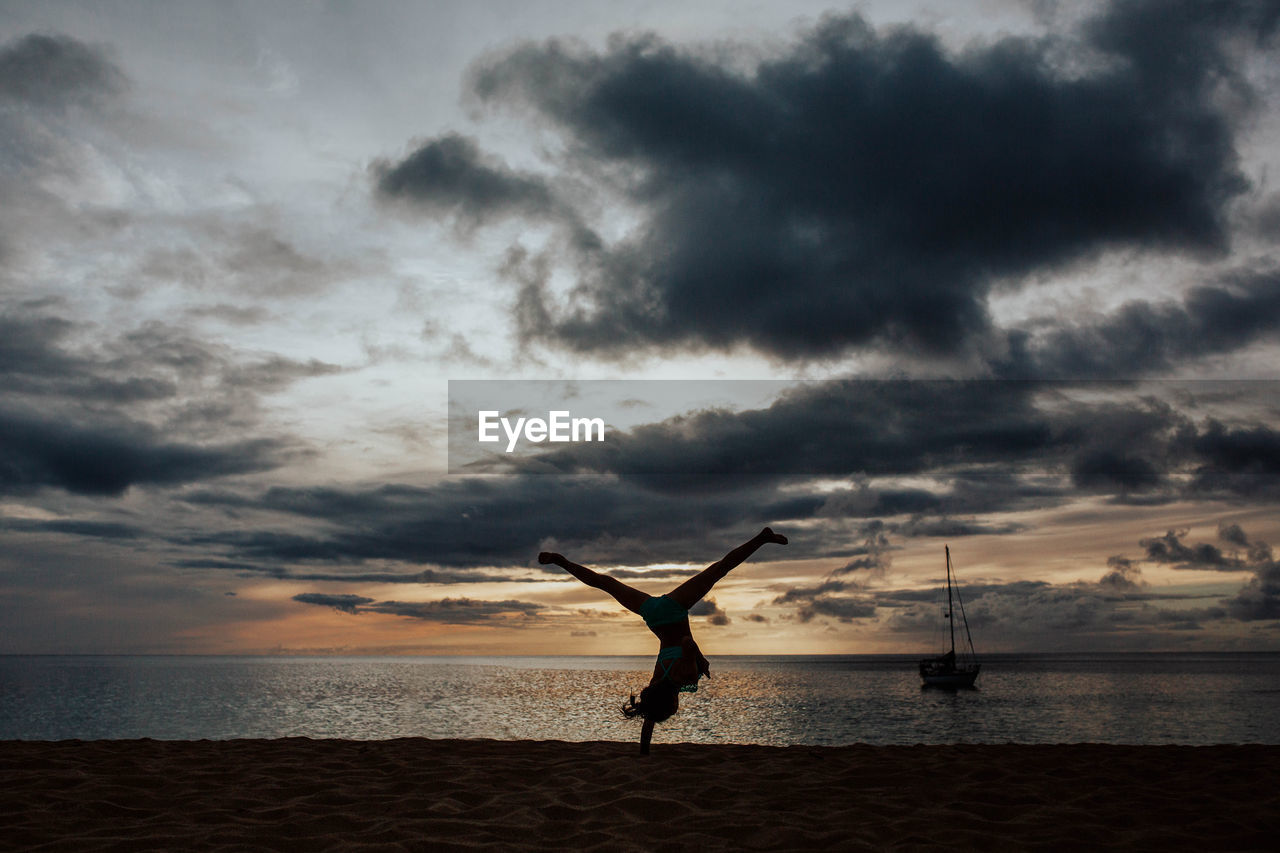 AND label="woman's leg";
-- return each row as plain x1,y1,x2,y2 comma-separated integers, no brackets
539,551,650,613
666,527,787,609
